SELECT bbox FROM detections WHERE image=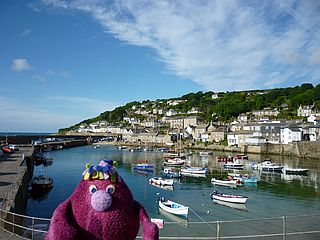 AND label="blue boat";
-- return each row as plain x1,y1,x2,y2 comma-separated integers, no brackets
162,168,181,178
132,163,155,171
